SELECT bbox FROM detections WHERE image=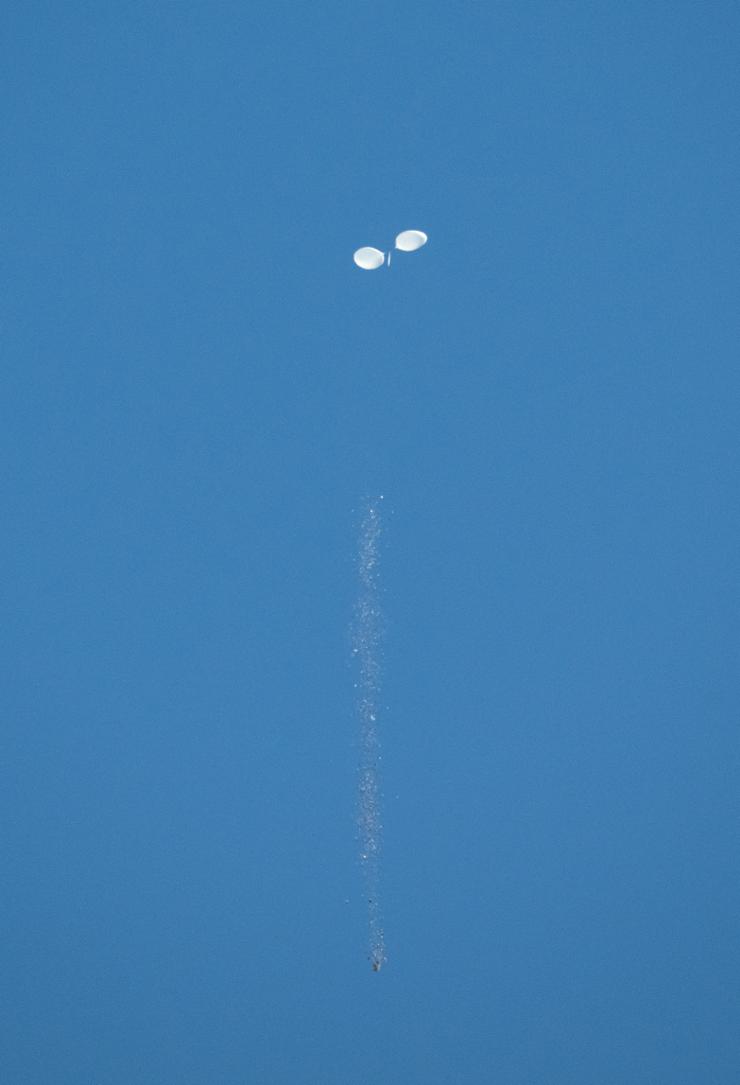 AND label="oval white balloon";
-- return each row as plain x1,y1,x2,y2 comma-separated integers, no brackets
353,247,385,270
394,229,428,252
